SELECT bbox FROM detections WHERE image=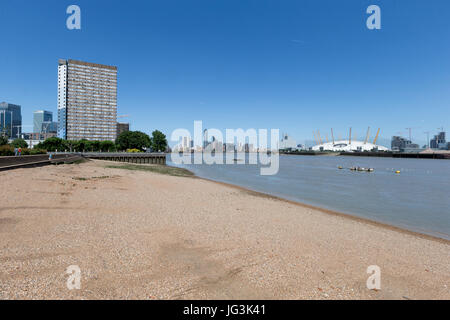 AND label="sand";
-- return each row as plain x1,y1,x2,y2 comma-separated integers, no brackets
0,160,449,300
